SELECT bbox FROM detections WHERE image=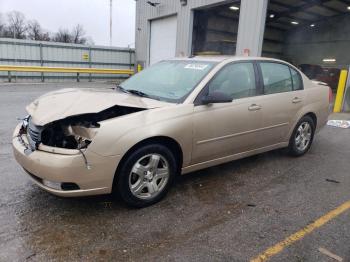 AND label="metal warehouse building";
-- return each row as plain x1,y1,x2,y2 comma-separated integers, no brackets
135,0,268,66
135,0,350,93
135,0,350,111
